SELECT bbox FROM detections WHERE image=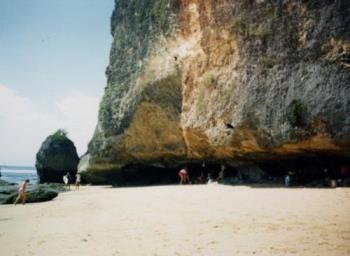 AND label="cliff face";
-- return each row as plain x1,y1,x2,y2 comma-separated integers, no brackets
80,0,350,183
